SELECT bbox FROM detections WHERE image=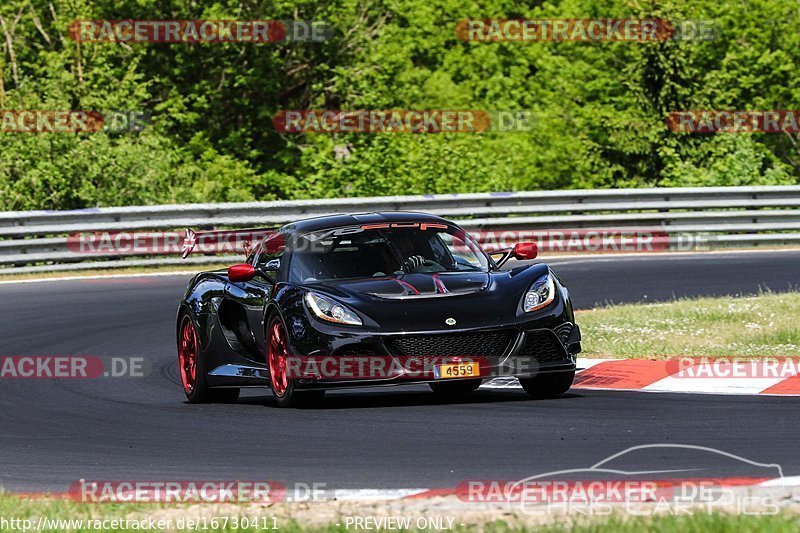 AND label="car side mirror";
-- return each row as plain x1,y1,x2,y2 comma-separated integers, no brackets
512,242,538,260
228,263,257,283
